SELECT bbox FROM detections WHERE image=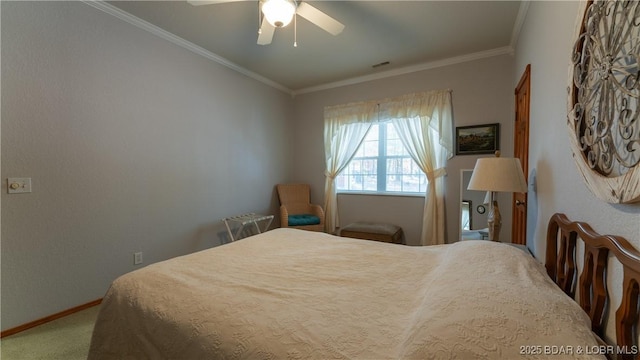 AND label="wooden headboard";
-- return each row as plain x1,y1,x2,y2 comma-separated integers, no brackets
545,213,640,358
